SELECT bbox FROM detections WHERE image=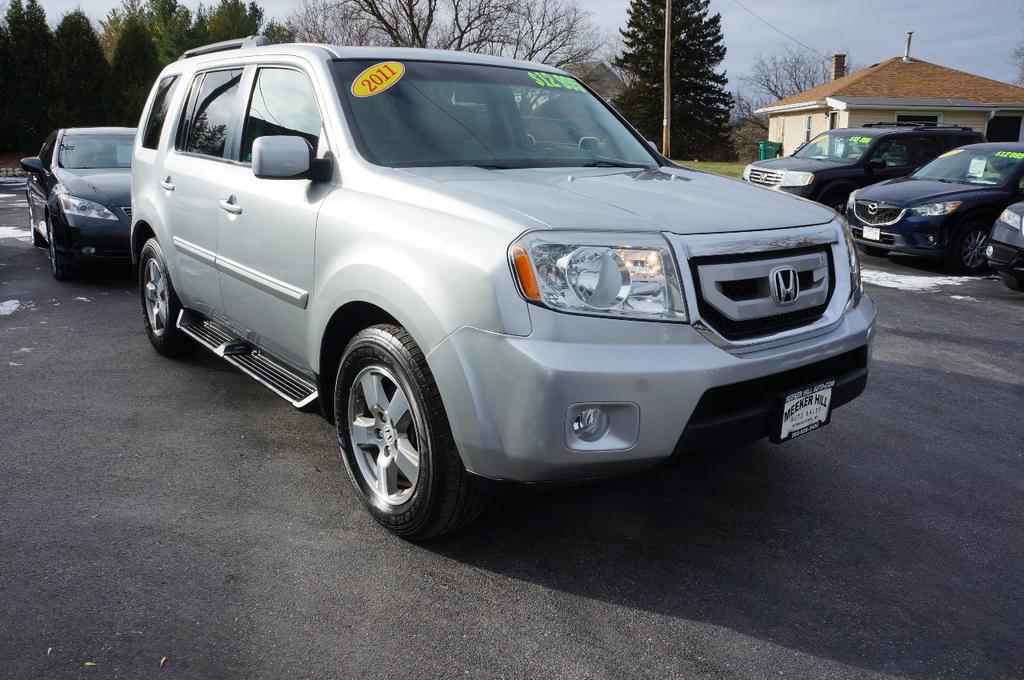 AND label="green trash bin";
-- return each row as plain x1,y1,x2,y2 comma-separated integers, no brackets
759,140,782,160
